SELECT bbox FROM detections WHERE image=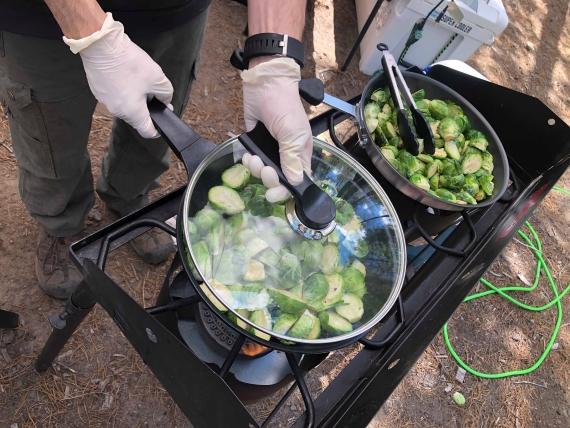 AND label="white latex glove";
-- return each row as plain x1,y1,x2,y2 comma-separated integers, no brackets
241,58,312,203
63,13,173,139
